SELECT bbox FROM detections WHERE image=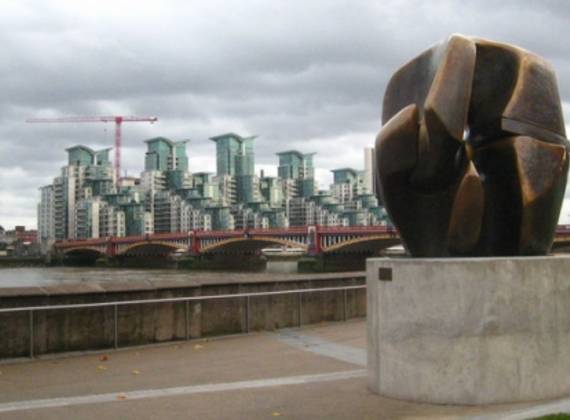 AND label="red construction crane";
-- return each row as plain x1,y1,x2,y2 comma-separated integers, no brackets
26,115,158,183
